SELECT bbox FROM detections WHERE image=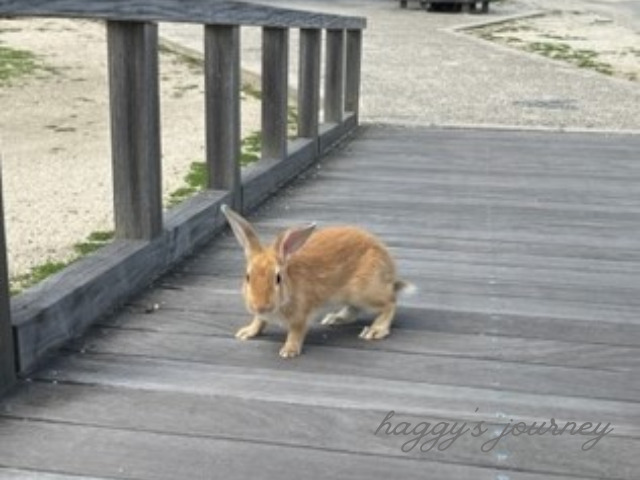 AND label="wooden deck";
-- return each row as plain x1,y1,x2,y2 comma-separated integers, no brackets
1,125,639,479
